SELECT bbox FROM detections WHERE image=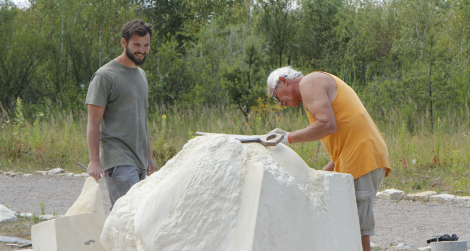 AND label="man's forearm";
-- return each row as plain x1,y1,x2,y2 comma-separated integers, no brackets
289,120,336,144
87,123,101,163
